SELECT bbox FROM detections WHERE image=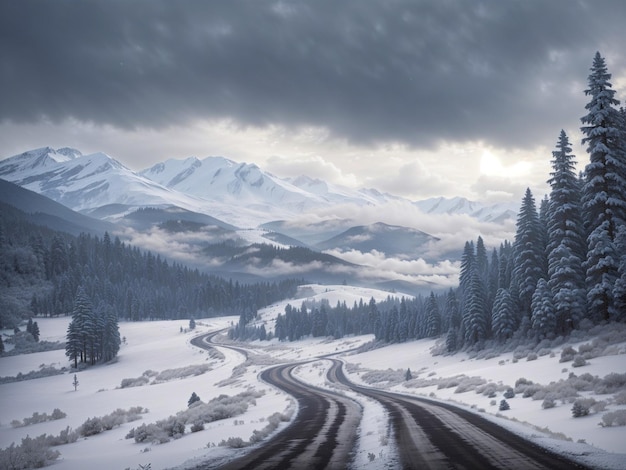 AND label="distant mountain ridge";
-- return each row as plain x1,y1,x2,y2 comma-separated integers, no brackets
0,146,518,229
